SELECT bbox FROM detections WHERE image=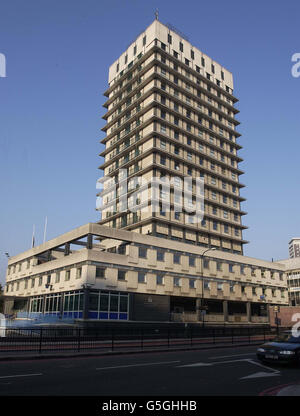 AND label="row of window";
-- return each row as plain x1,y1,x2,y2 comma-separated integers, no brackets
159,39,231,95
158,155,240,200
111,268,285,297
7,259,31,275
158,76,235,129
6,267,83,291
137,247,284,278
